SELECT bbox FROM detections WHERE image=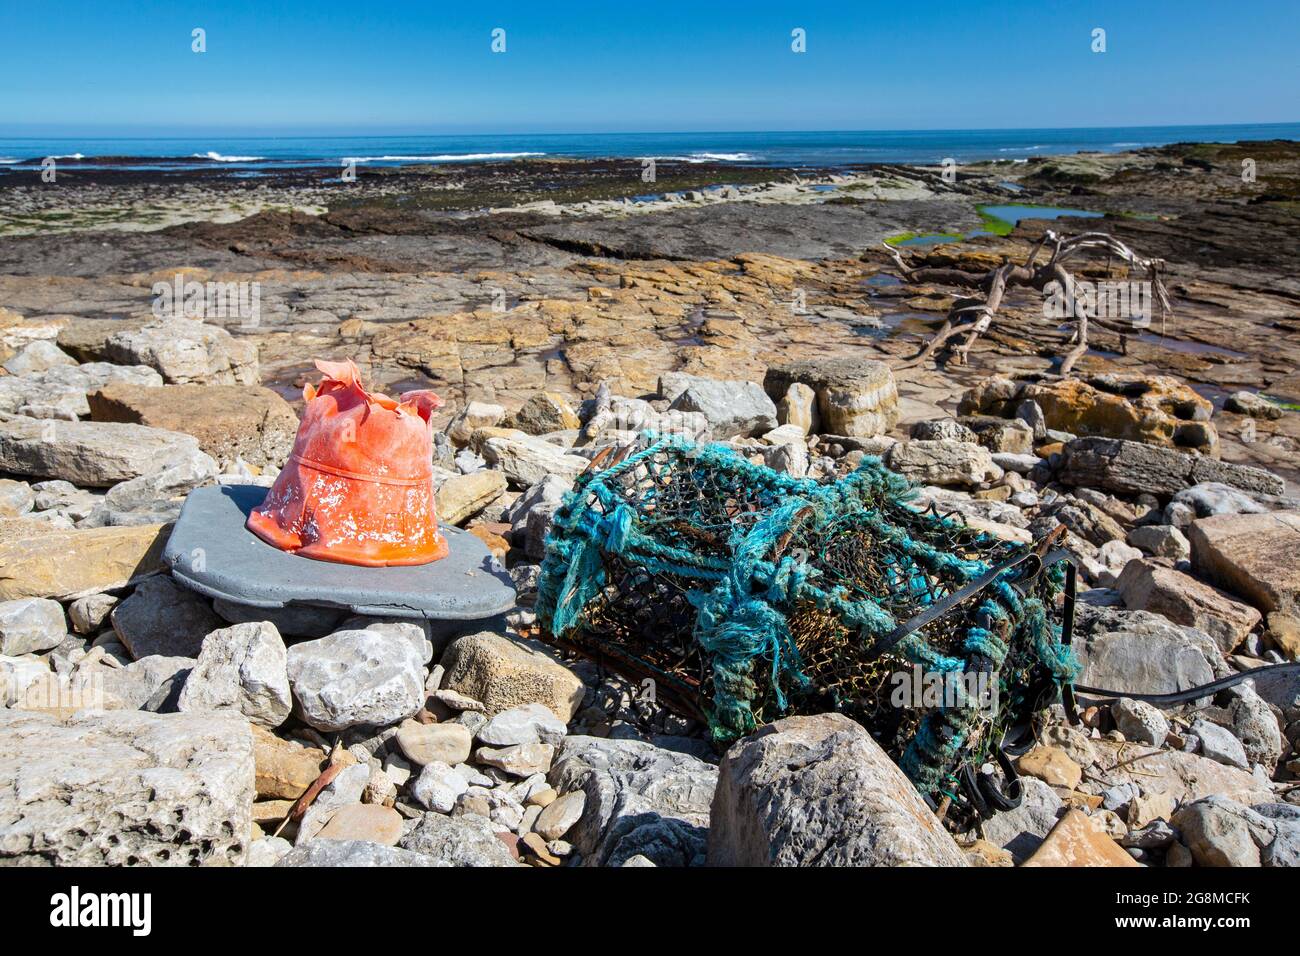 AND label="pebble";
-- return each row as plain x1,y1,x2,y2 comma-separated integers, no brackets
396,719,473,767
534,790,586,841
475,742,555,777
477,702,568,747
410,761,470,813
315,803,404,846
